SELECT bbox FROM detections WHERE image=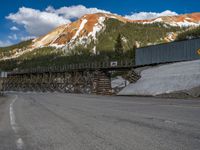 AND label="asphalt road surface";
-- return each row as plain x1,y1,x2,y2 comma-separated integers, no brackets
0,92,200,150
